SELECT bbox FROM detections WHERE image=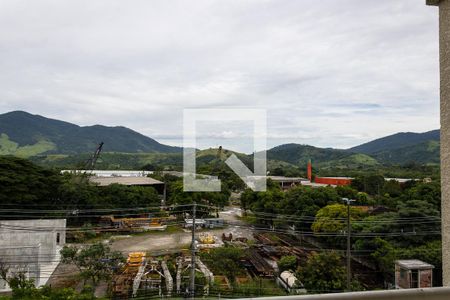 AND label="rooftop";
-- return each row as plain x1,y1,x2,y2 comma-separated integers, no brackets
316,176,353,180
89,176,164,186
396,259,435,270
267,176,308,182
300,181,335,188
